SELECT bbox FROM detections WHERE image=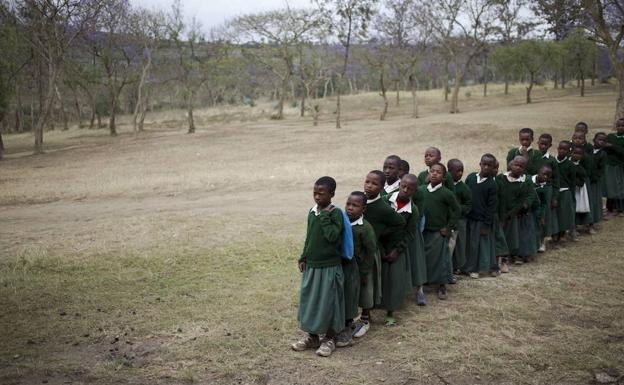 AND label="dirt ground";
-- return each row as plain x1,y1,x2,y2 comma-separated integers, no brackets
1,83,623,385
